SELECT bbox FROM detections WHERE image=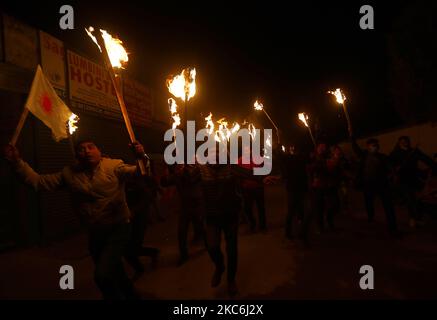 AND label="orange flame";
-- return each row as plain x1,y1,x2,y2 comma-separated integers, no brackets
254,100,263,111
328,88,346,104
167,68,196,101
85,27,128,69
298,113,309,128
68,113,79,135
168,98,180,131
248,123,257,140
205,113,215,135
